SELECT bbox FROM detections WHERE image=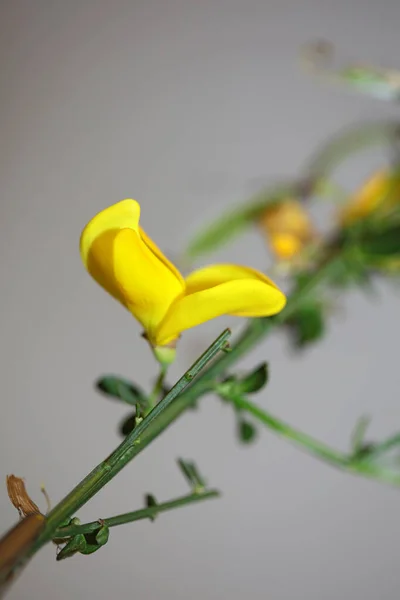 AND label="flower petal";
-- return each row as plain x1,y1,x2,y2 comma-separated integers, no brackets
340,170,400,225
113,228,184,337
80,199,141,268
269,233,302,259
155,265,286,345
80,200,142,304
258,200,315,260
139,226,184,285
80,199,185,336
184,263,280,294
